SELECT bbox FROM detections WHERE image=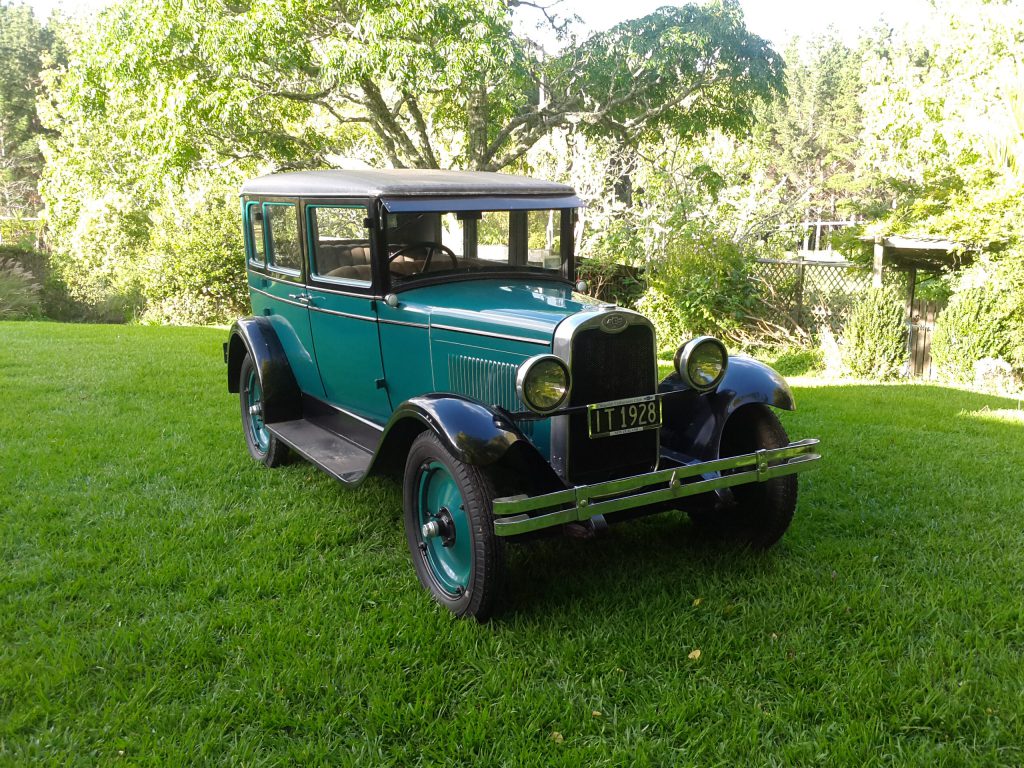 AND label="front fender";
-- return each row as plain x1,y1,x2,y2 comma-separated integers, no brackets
371,394,529,476
659,355,795,461
225,317,302,424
